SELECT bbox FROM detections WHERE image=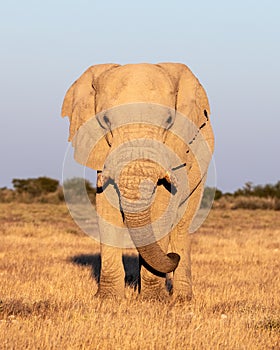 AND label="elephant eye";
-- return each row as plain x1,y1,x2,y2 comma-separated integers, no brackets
166,115,172,124
103,115,110,125
102,115,112,130
97,114,111,131
165,114,174,130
